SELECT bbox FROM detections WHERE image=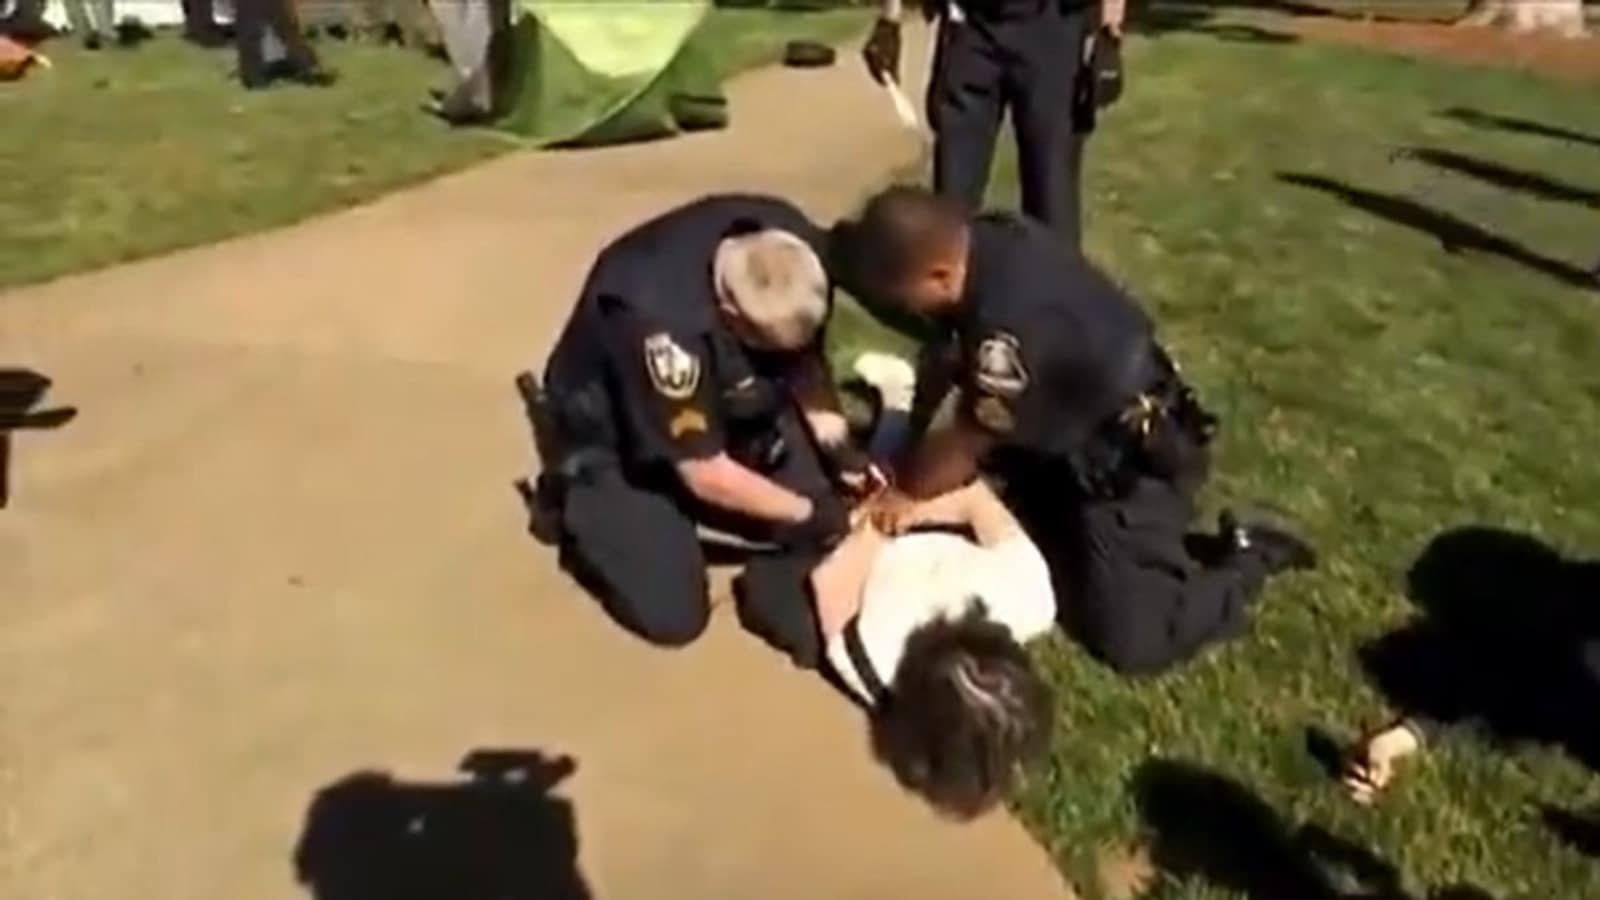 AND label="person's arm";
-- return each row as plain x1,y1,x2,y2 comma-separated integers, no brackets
895,413,995,500
898,480,1022,547
610,314,825,530
677,454,814,525
810,524,888,640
